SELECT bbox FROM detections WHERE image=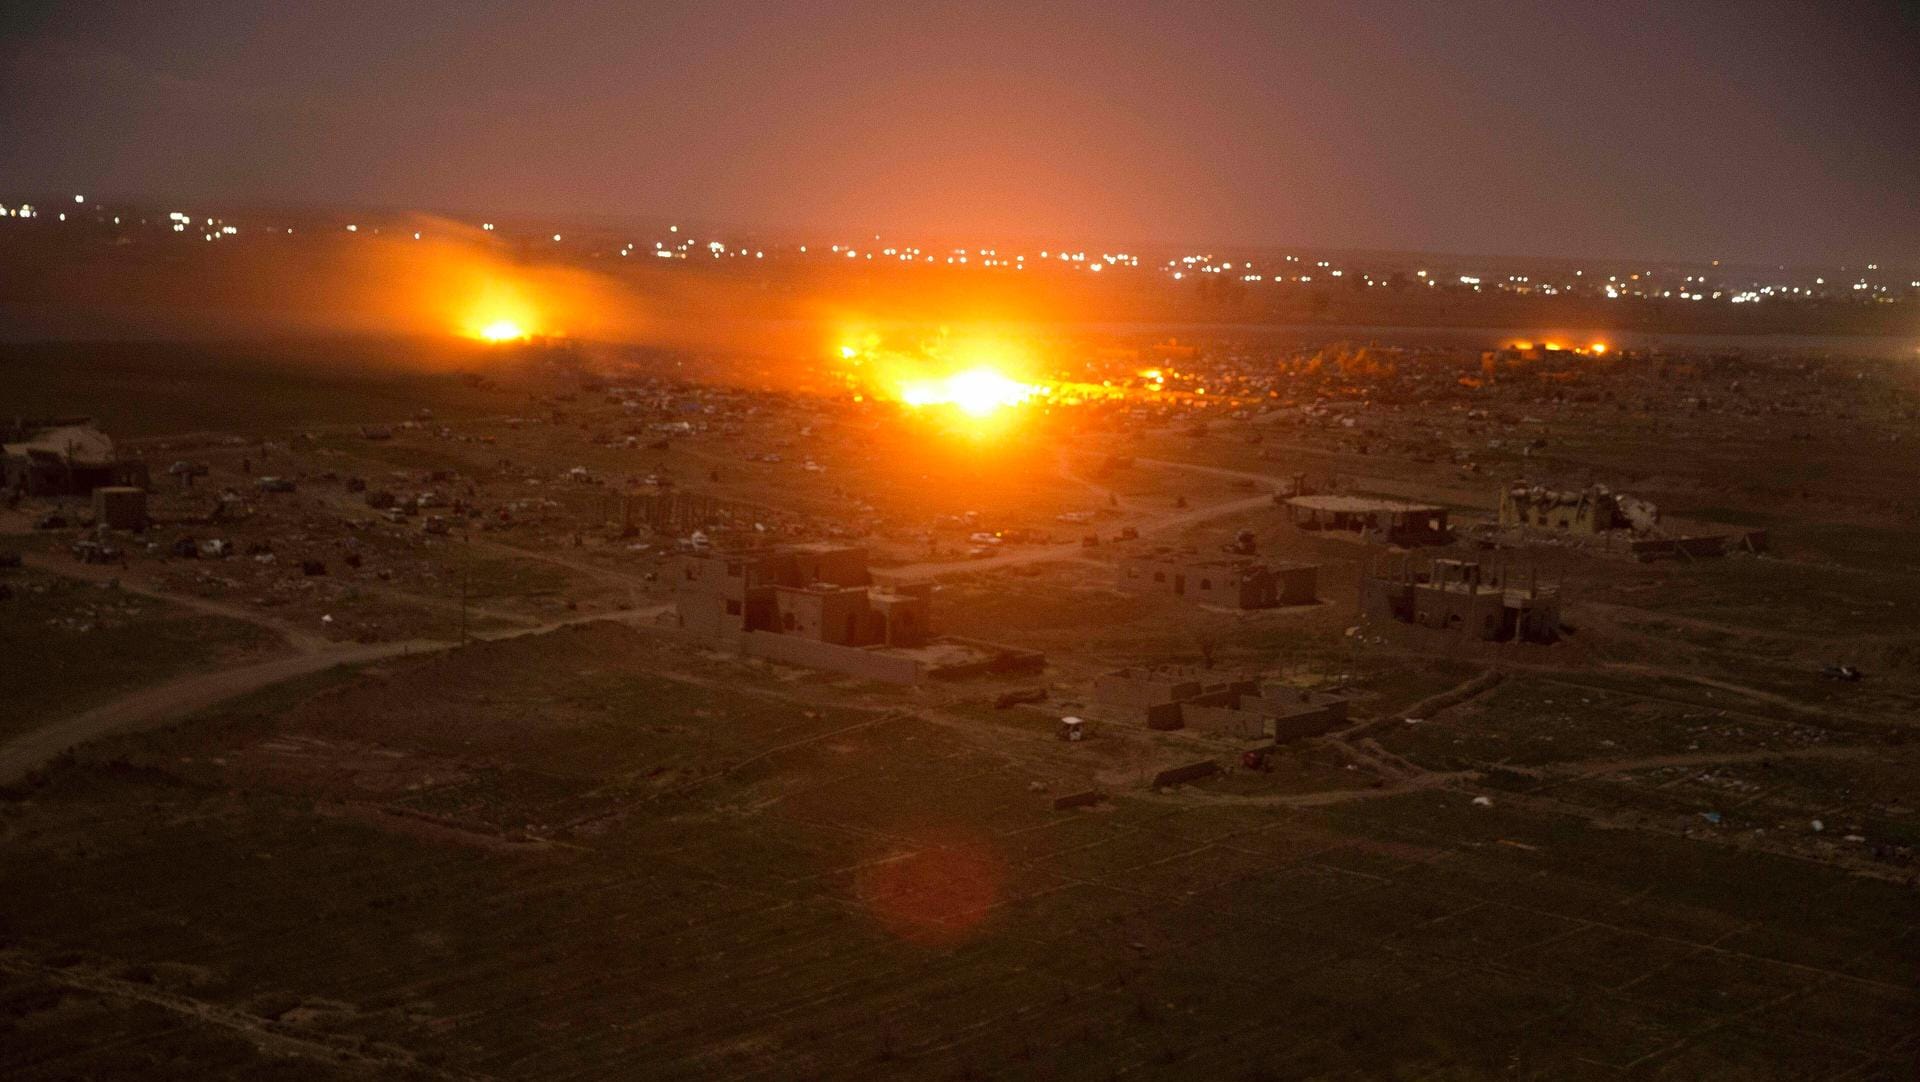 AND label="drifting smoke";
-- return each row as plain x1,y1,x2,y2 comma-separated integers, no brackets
0,215,833,371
